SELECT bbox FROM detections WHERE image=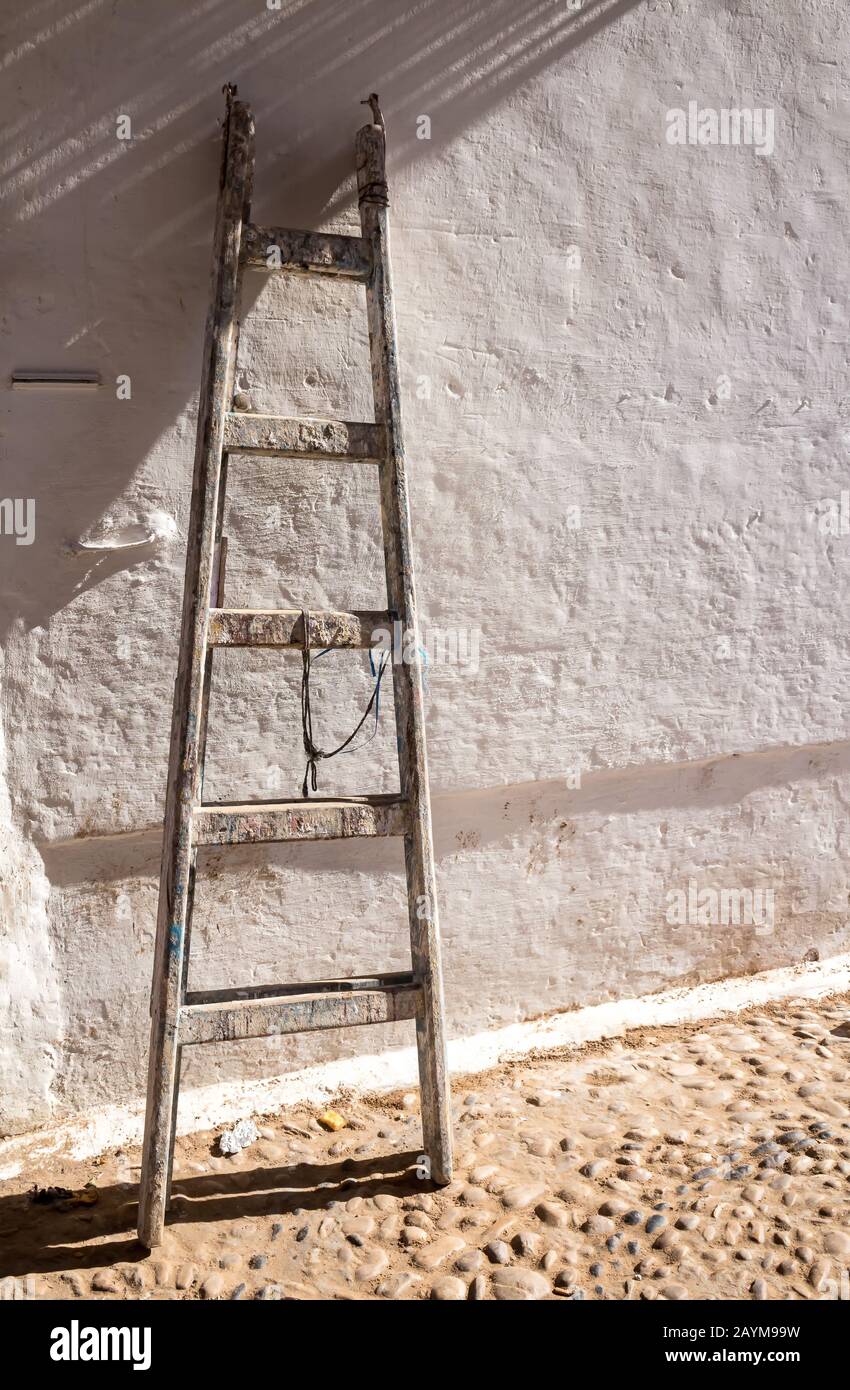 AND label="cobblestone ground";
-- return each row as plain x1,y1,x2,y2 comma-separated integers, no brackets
2,993,849,1301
